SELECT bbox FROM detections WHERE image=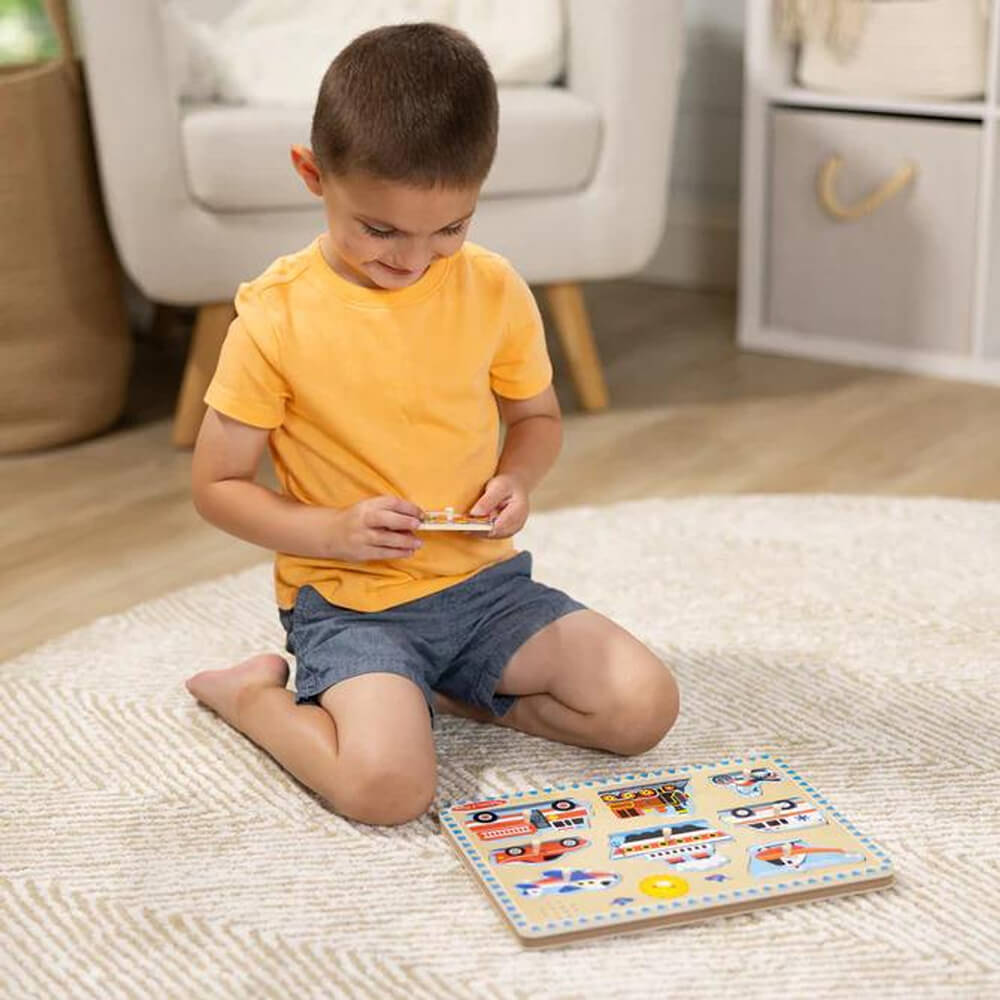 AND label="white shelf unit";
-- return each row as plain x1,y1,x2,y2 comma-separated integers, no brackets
739,0,1000,386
